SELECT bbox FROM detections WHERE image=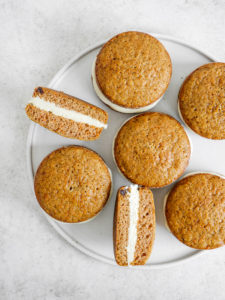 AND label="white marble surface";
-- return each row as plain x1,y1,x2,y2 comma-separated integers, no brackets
1,0,225,299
